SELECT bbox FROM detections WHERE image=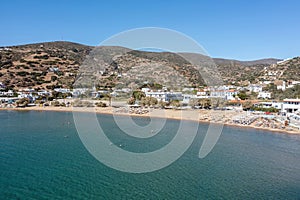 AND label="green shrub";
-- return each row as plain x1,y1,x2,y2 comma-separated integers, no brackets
16,71,29,76
33,55,49,59
96,101,107,107
251,106,279,113
51,76,57,81
51,101,60,107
